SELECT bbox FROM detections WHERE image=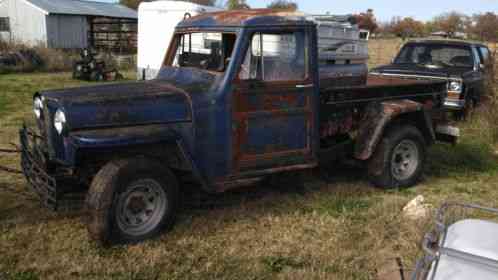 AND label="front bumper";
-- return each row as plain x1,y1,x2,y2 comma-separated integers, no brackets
443,98,466,110
20,124,59,210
